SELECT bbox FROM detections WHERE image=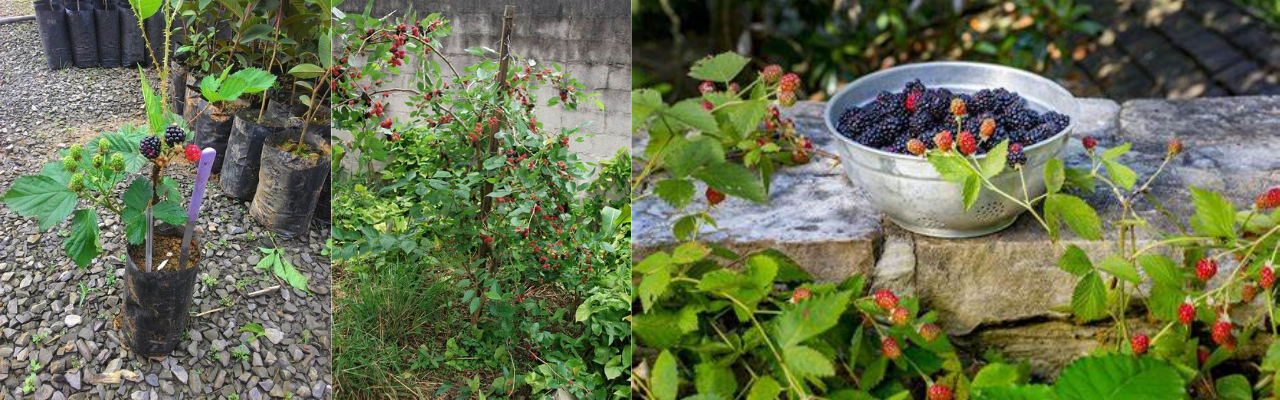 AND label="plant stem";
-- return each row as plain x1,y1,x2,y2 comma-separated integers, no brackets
257,2,284,121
